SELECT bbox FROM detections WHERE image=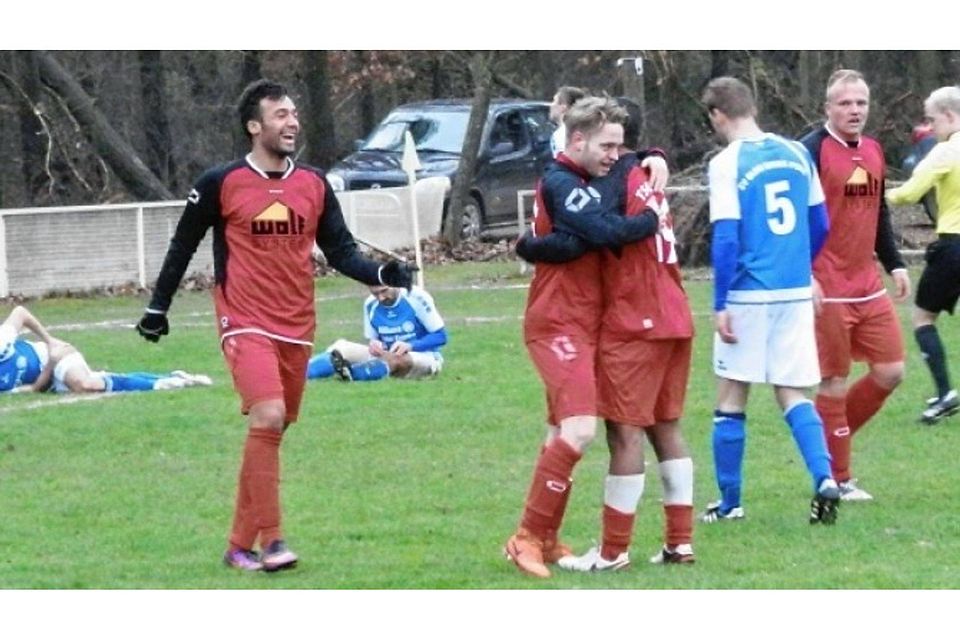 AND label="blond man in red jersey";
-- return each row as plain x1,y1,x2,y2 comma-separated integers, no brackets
799,70,910,501
505,97,664,578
